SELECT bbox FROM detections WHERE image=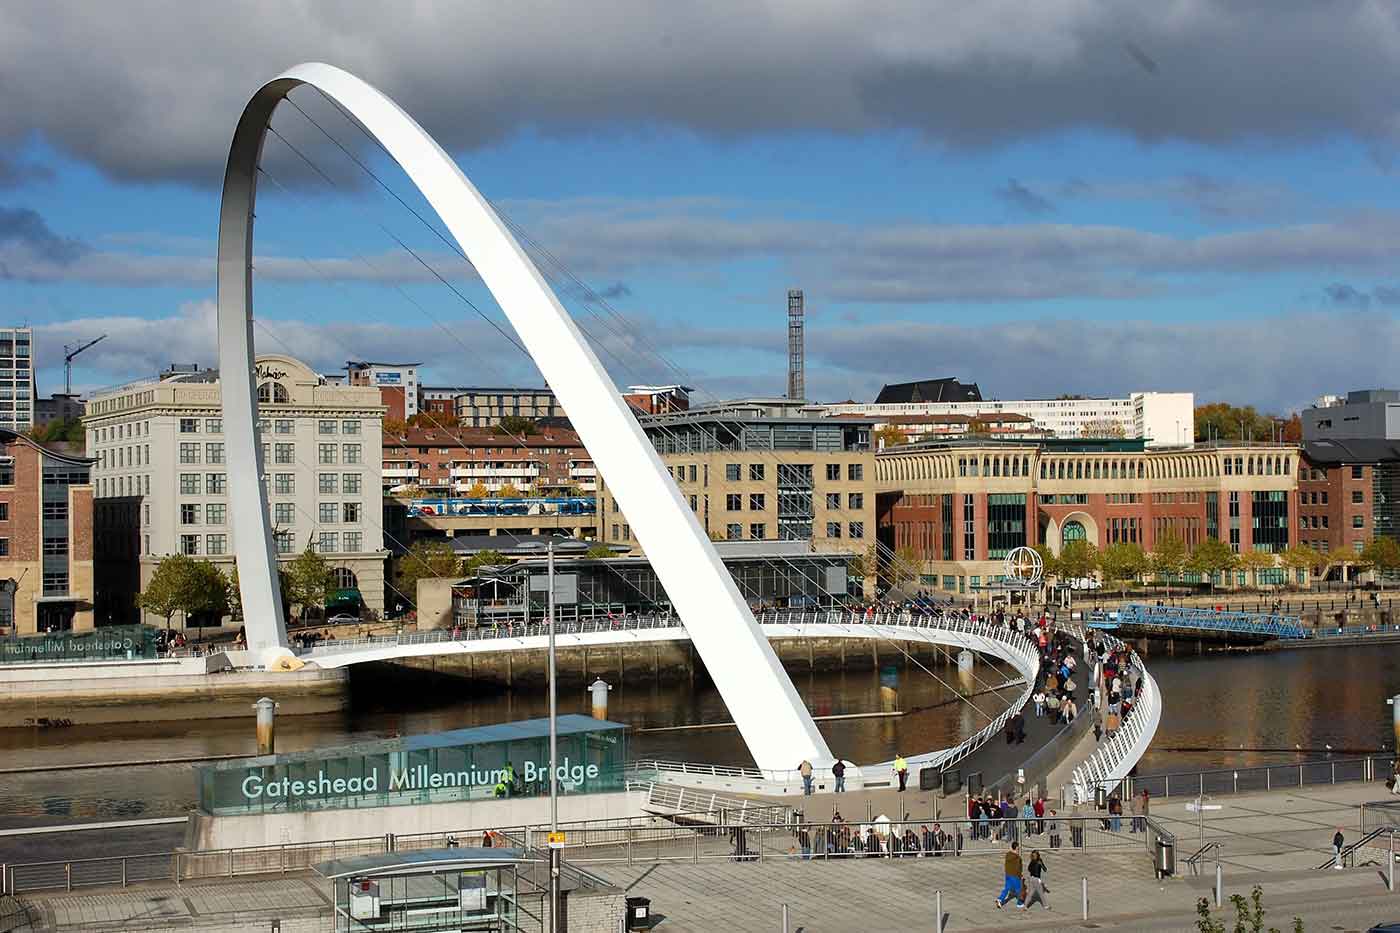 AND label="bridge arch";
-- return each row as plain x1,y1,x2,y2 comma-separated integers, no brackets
215,62,830,771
